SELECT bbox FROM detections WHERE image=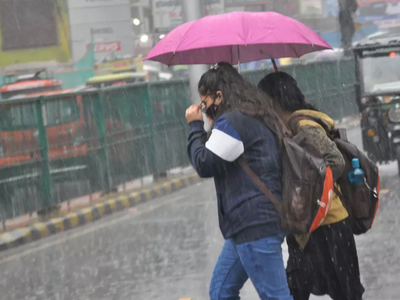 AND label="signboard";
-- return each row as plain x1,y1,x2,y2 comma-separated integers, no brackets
225,0,272,5
68,5,131,24
73,40,132,63
89,42,121,53
68,0,129,8
68,0,134,61
71,22,132,41
134,56,144,72
130,0,151,7
325,0,400,22
206,0,226,15
224,0,273,13
0,0,71,67
95,58,135,73
0,0,58,51
356,0,400,29
152,0,224,33
375,17,400,27
224,0,298,16
358,12,400,22
274,0,299,18
358,0,400,16
300,0,323,16
152,0,182,32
